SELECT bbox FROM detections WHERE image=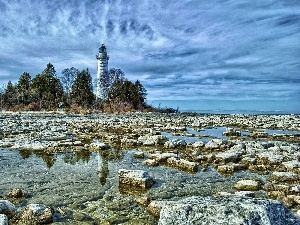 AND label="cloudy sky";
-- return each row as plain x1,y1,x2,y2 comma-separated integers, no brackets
0,0,299,103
